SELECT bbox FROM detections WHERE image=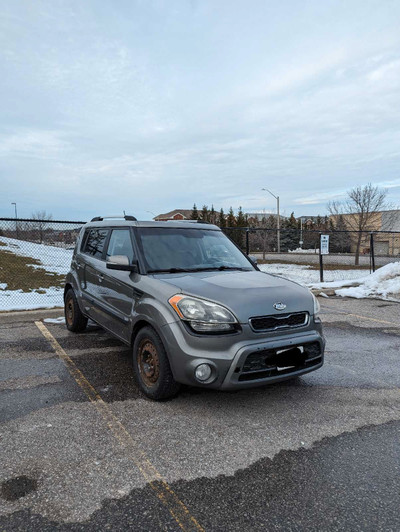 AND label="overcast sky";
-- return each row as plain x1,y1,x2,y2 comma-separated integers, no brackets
1,0,400,221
